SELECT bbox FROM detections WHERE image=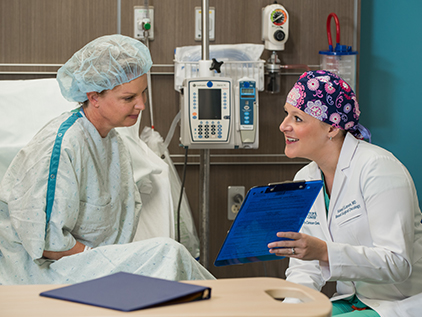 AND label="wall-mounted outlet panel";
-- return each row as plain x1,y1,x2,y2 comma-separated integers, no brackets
134,6,154,40
228,186,245,220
